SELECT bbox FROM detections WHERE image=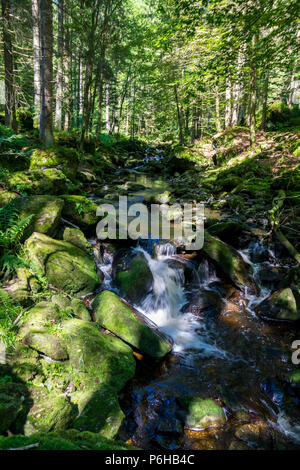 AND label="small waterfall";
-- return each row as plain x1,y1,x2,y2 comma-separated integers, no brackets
134,246,227,356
